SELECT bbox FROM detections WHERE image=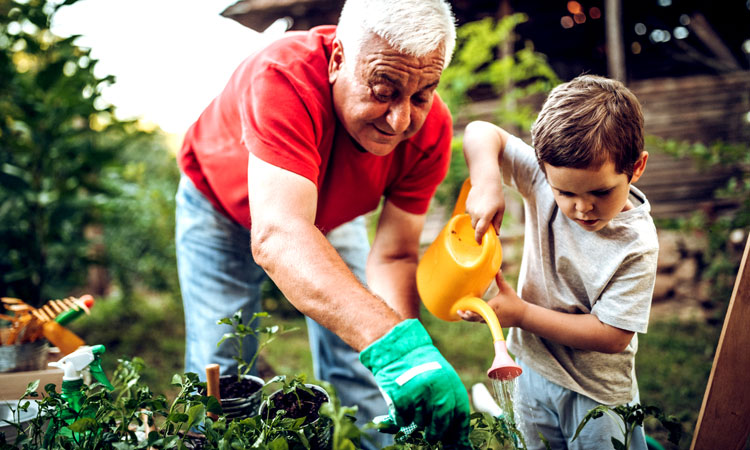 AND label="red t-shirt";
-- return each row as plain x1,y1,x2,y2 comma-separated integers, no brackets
179,26,452,233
